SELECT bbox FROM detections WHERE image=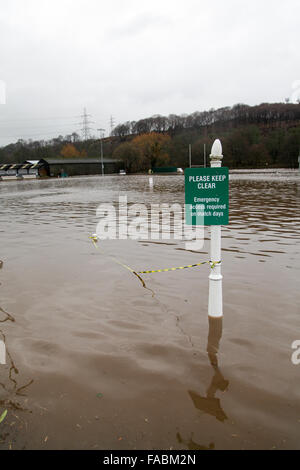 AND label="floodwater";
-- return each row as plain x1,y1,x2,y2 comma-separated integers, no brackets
0,169,299,450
